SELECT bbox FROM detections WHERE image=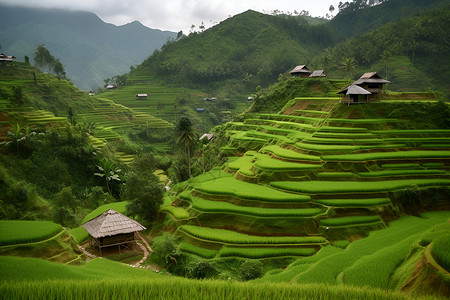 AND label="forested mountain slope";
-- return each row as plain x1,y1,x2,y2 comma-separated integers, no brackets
0,5,176,90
